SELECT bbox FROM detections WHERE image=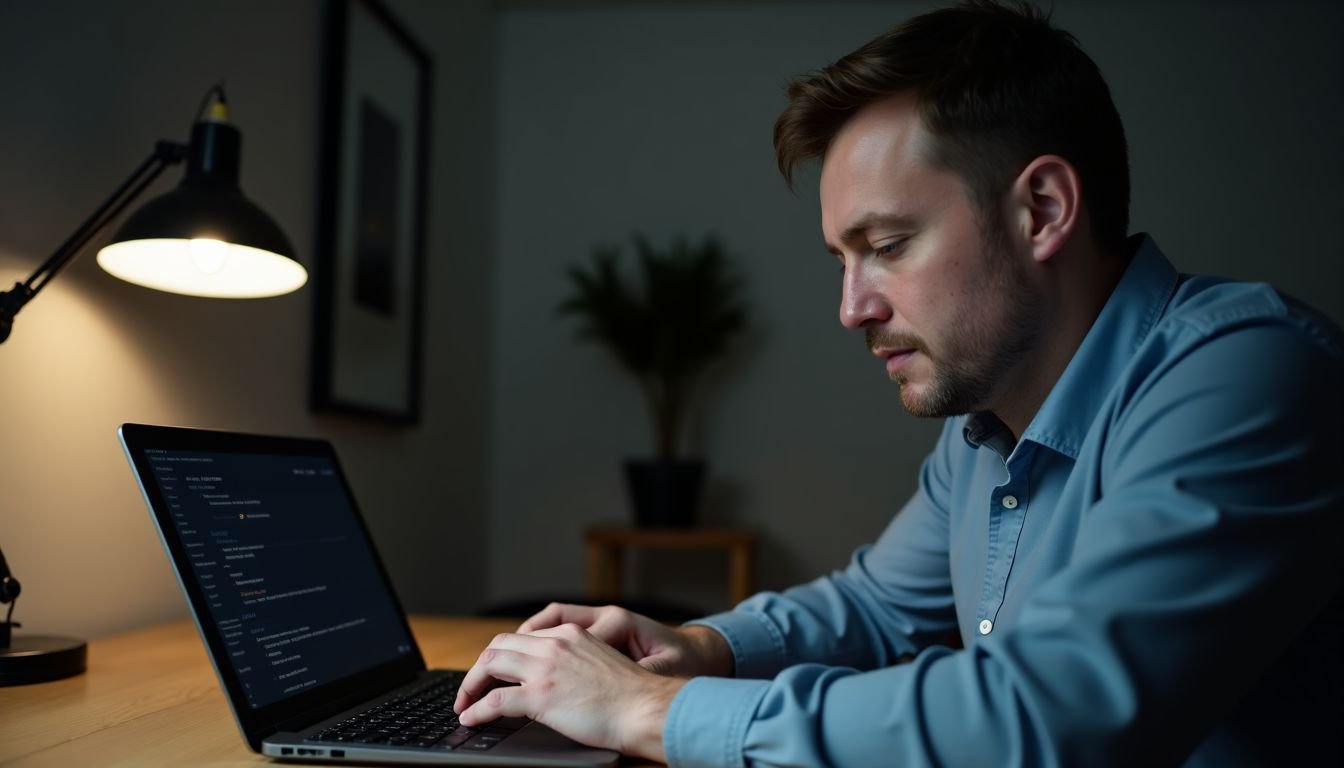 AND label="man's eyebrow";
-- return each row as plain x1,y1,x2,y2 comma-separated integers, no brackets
825,212,919,254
